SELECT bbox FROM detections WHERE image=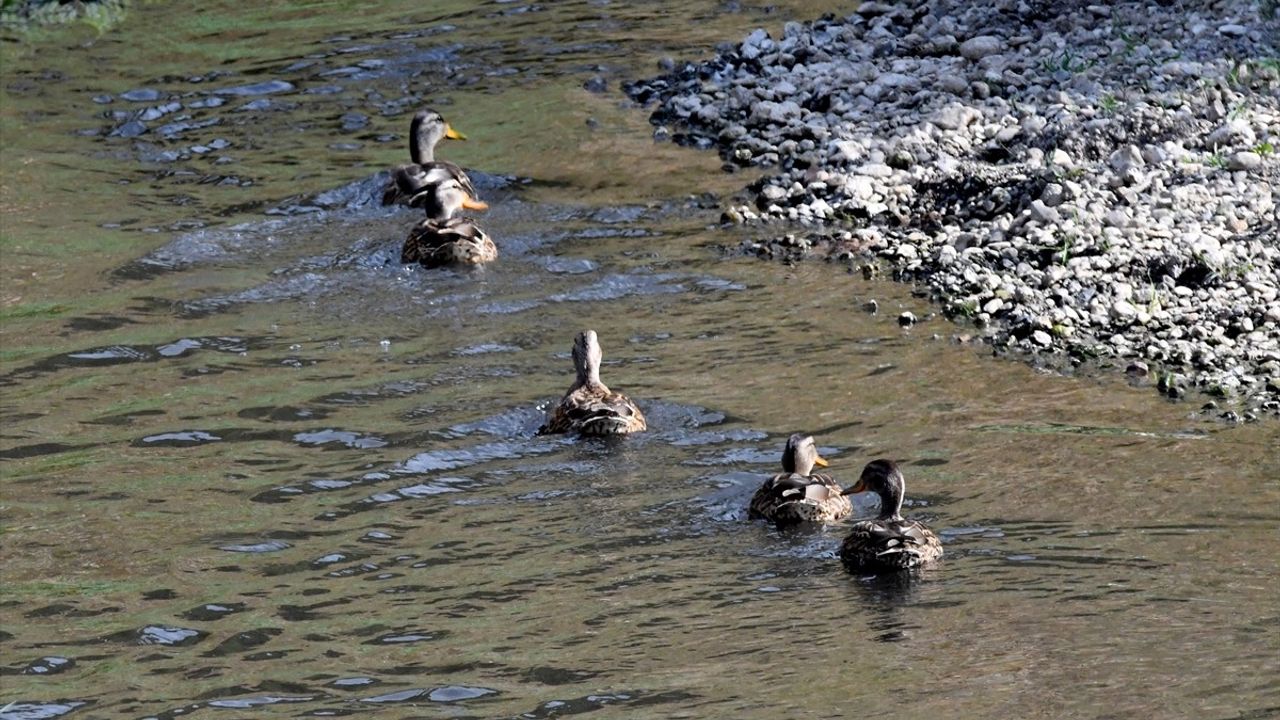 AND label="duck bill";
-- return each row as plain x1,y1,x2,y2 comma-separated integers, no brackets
444,124,468,141
840,478,867,496
813,455,830,468
461,196,489,211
